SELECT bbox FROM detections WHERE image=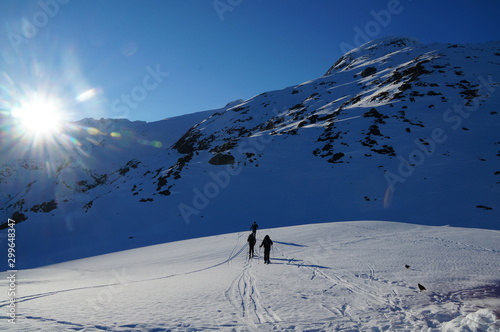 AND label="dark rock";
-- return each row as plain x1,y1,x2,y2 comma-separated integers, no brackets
209,153,235,165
